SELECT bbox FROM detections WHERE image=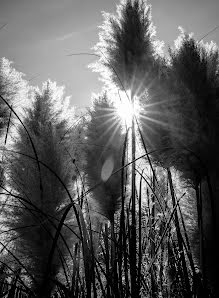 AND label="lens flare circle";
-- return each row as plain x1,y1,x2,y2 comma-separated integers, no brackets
101,156,114,182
